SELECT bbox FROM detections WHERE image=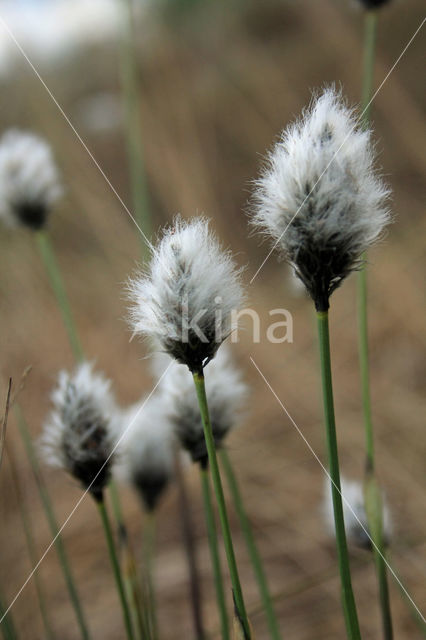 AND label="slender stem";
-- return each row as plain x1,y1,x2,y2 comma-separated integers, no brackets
143,511,158,640
7,444,54,640
316,311,361,640
361,11,377,129
35,230,84,362
358,9,378,472
109,482,145,640
97,498,135,640
119,0,152,258
364,475,393,640
374,551,393,640
192,371,251,640
15,405,91,640
359,11,394,638
220,449,282,640
0,592,17,640
358,261,374,471
174,452,206,640
200,466,230,640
